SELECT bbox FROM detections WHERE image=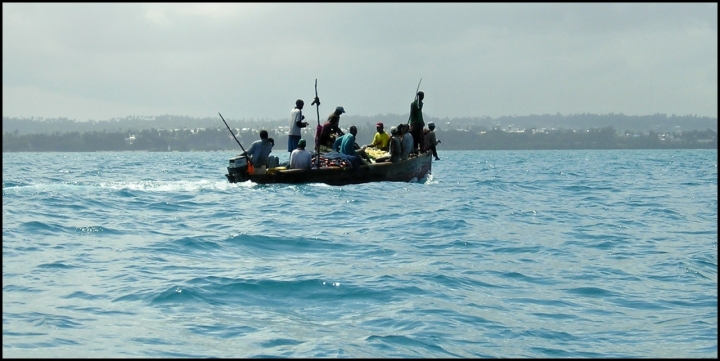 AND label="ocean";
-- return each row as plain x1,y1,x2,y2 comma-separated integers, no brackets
2,149,717,358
